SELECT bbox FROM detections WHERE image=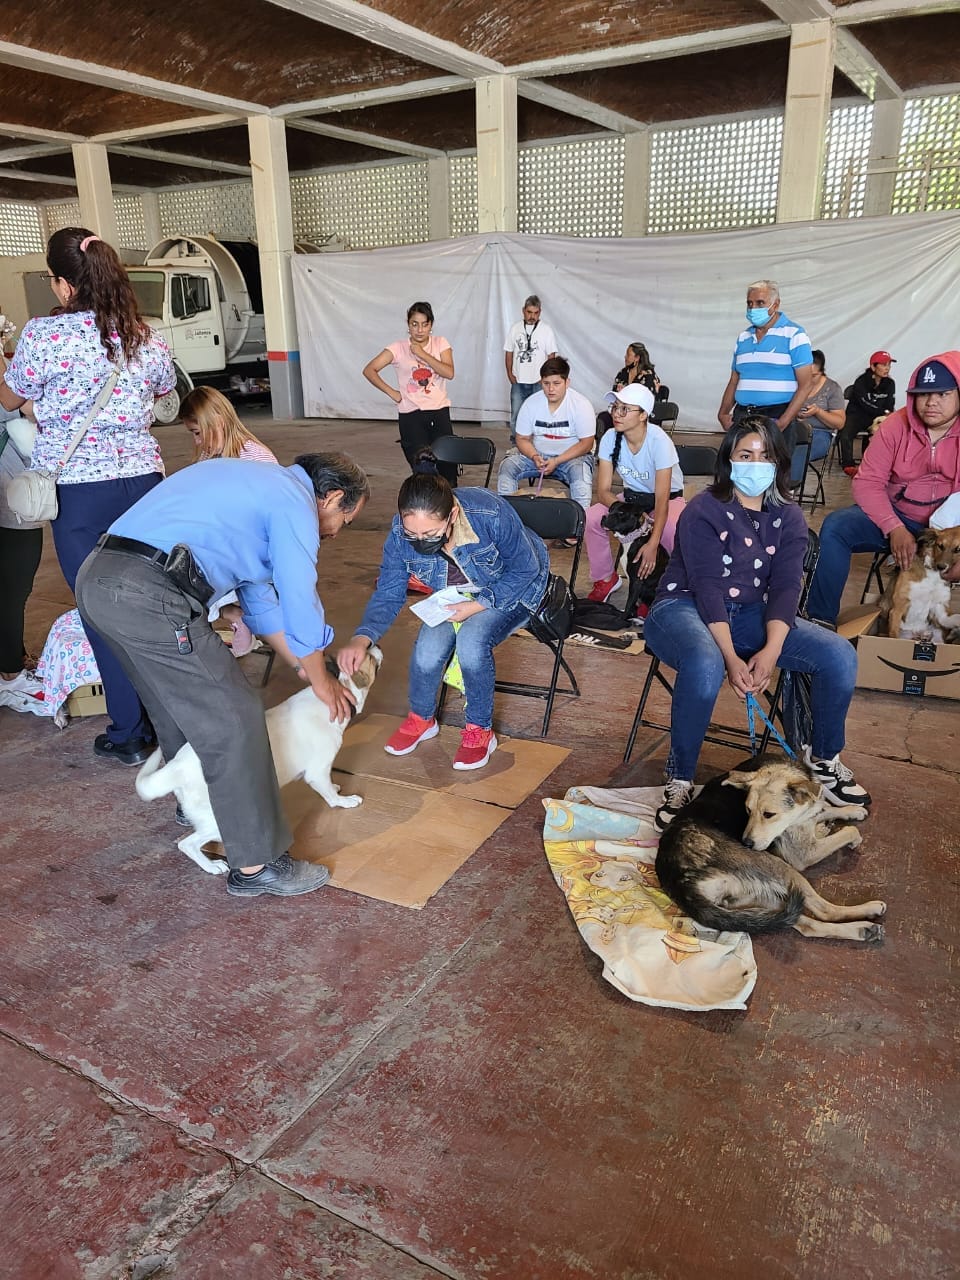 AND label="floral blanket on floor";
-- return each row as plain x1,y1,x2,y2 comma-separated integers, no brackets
542,784,757,1011
35,609,101,726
